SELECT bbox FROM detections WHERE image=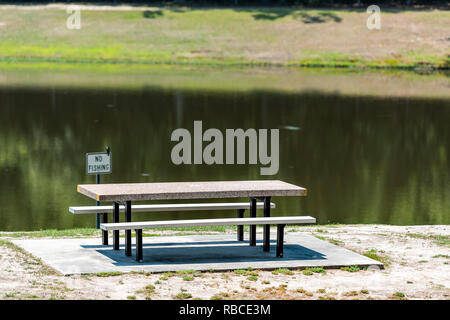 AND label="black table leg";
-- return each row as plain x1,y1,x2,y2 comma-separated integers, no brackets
249,198,256,246
237,209,245,241
113,202,120,250
135,229,143,262
125,201,132,257
276,224,286,258
102,213,108,245
263,196,271,252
